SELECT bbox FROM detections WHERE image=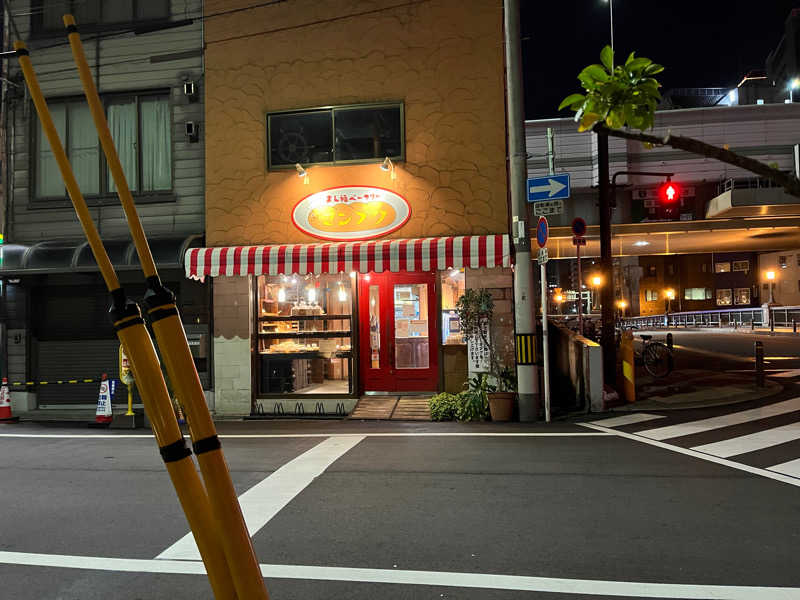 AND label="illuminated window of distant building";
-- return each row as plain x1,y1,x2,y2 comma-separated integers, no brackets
715,262,731,273
734,288,750,305
646,265,657,277
732,260,749,273
645,289,659,302
779,256,788,268
684,287,711,300
716,288,732,306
